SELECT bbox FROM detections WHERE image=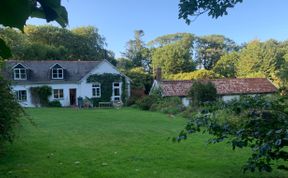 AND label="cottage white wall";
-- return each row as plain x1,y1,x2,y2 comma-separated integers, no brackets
79,61,120,99
79,61,131,100
48,84,79,106
12,85,34,107
12,83,79,107
179,95,240,106
222,94,269,102
222,95,240,102
181,97,190,107
181,94,262,106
